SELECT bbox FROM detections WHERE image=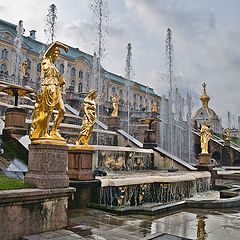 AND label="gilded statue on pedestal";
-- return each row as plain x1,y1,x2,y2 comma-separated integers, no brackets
111,94,119,117
200,123,211,154
30,41,69,141
76,89,97,146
